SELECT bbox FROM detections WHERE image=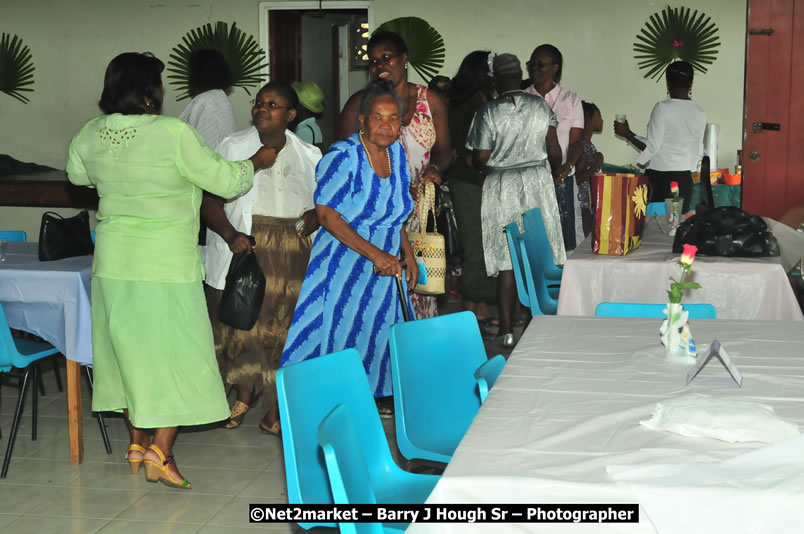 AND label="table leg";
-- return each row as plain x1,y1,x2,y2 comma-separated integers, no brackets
67,359,84,464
